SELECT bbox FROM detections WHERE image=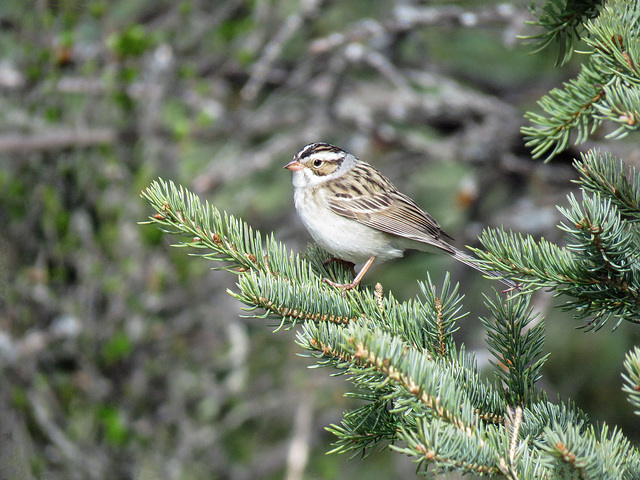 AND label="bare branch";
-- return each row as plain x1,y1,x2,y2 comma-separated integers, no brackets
311,4,525,53
241,0,331,101
0,129,116,152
